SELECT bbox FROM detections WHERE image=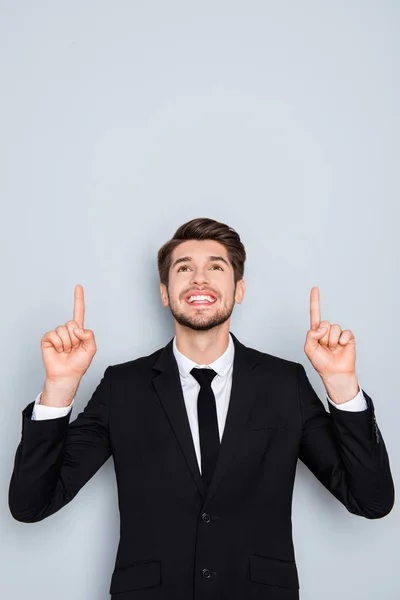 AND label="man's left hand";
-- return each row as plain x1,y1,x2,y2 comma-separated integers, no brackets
304,286,359,404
